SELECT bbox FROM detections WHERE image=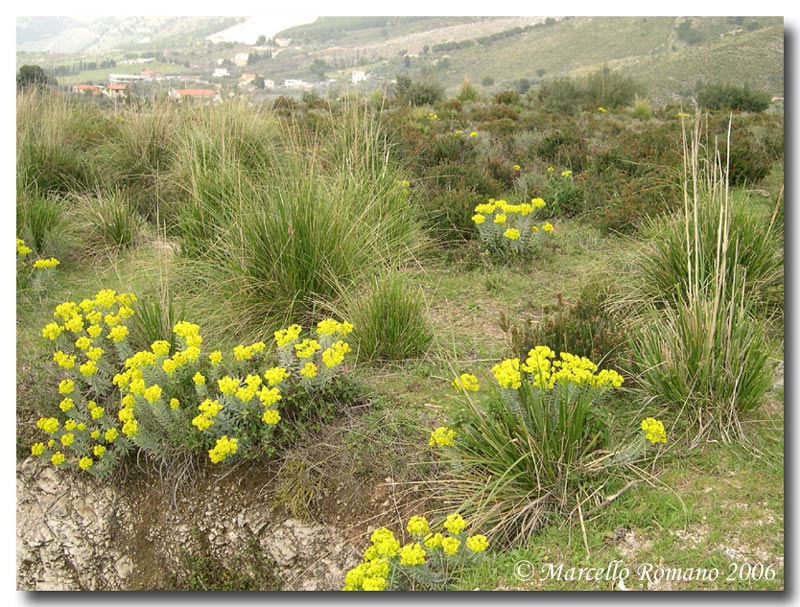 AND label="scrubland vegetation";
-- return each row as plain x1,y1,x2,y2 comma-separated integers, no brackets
15,70,784,590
